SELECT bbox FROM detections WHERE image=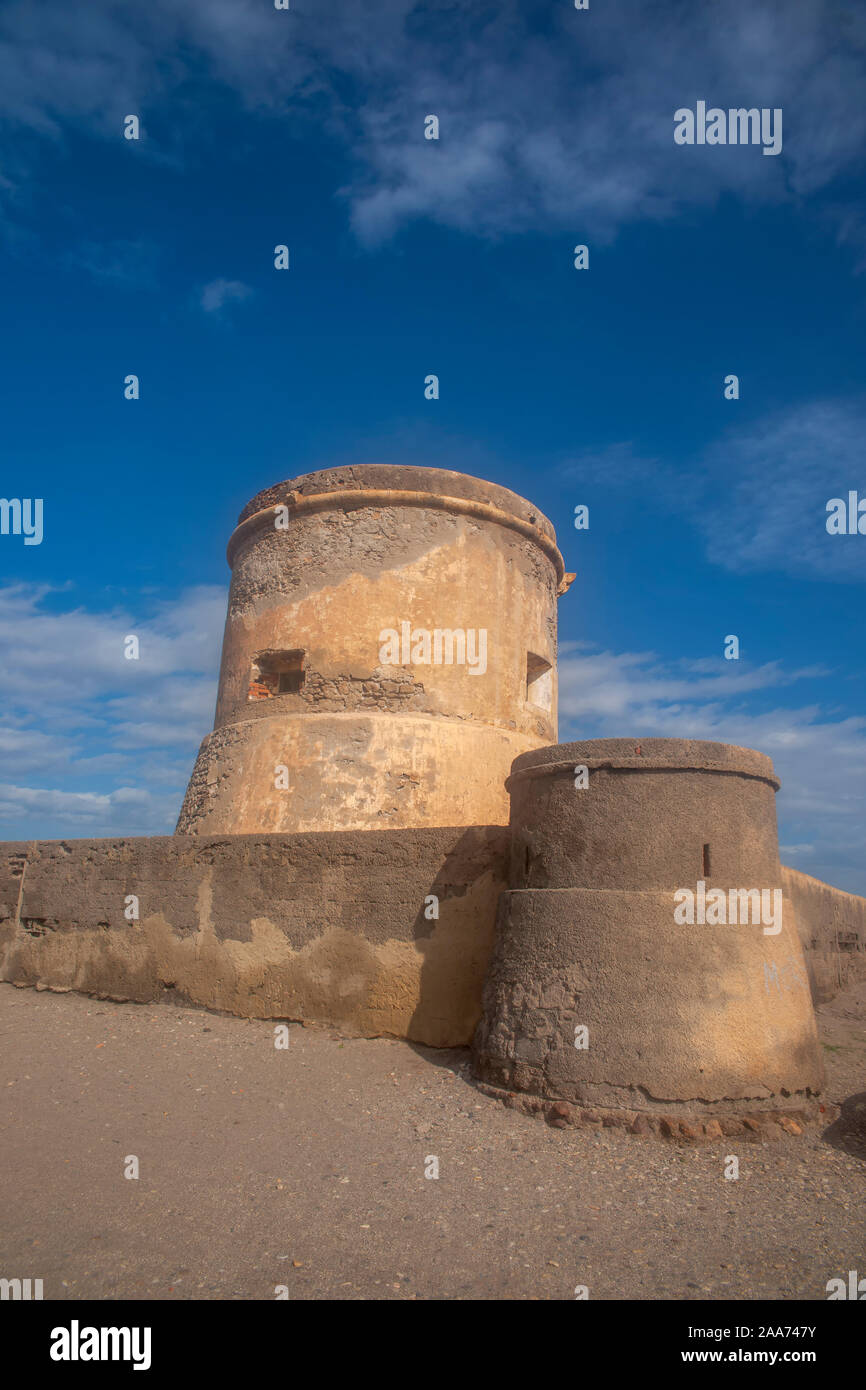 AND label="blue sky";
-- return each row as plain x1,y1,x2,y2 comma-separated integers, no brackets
1,0,865,891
